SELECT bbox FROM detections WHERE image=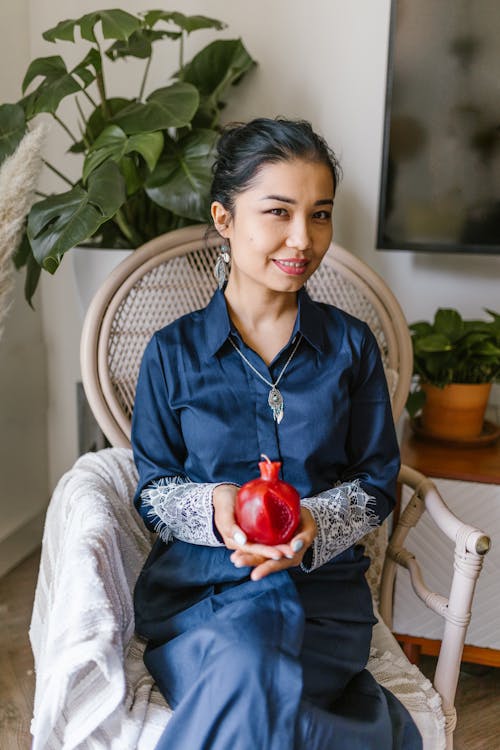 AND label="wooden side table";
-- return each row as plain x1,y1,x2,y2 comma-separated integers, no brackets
394,419,500,667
